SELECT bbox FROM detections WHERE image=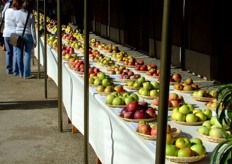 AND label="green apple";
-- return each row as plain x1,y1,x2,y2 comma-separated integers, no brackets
97,72,106,80
190,144,206,156
211,116,222,128
196,90,205,97
96,85,105,92
197,126,210,135
140,88,150,96
129,93,139,102
151,81,160,89
172,107,179,113
133,81,141,88
195,112,207,122
203,108,212,119
190,138,203,145
192,109,202,114
149,89,159,97
122,92,130,98
112,97,124,105
187,104,194,112
209,128,224,138
102,78,111,87
192,91,198,97
202,120,212,129
178,147,194,157
105,94,116,105
142,81,152,90
166,133,174,144
104,86,115,93
172,111,186,122
179,104,190,115
89,77,95,84
124,96,134,105
137,77,146,84
186,113,198,123
127,80,134,87
166,144,178,156
175,137,191,149
93,78,102,85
